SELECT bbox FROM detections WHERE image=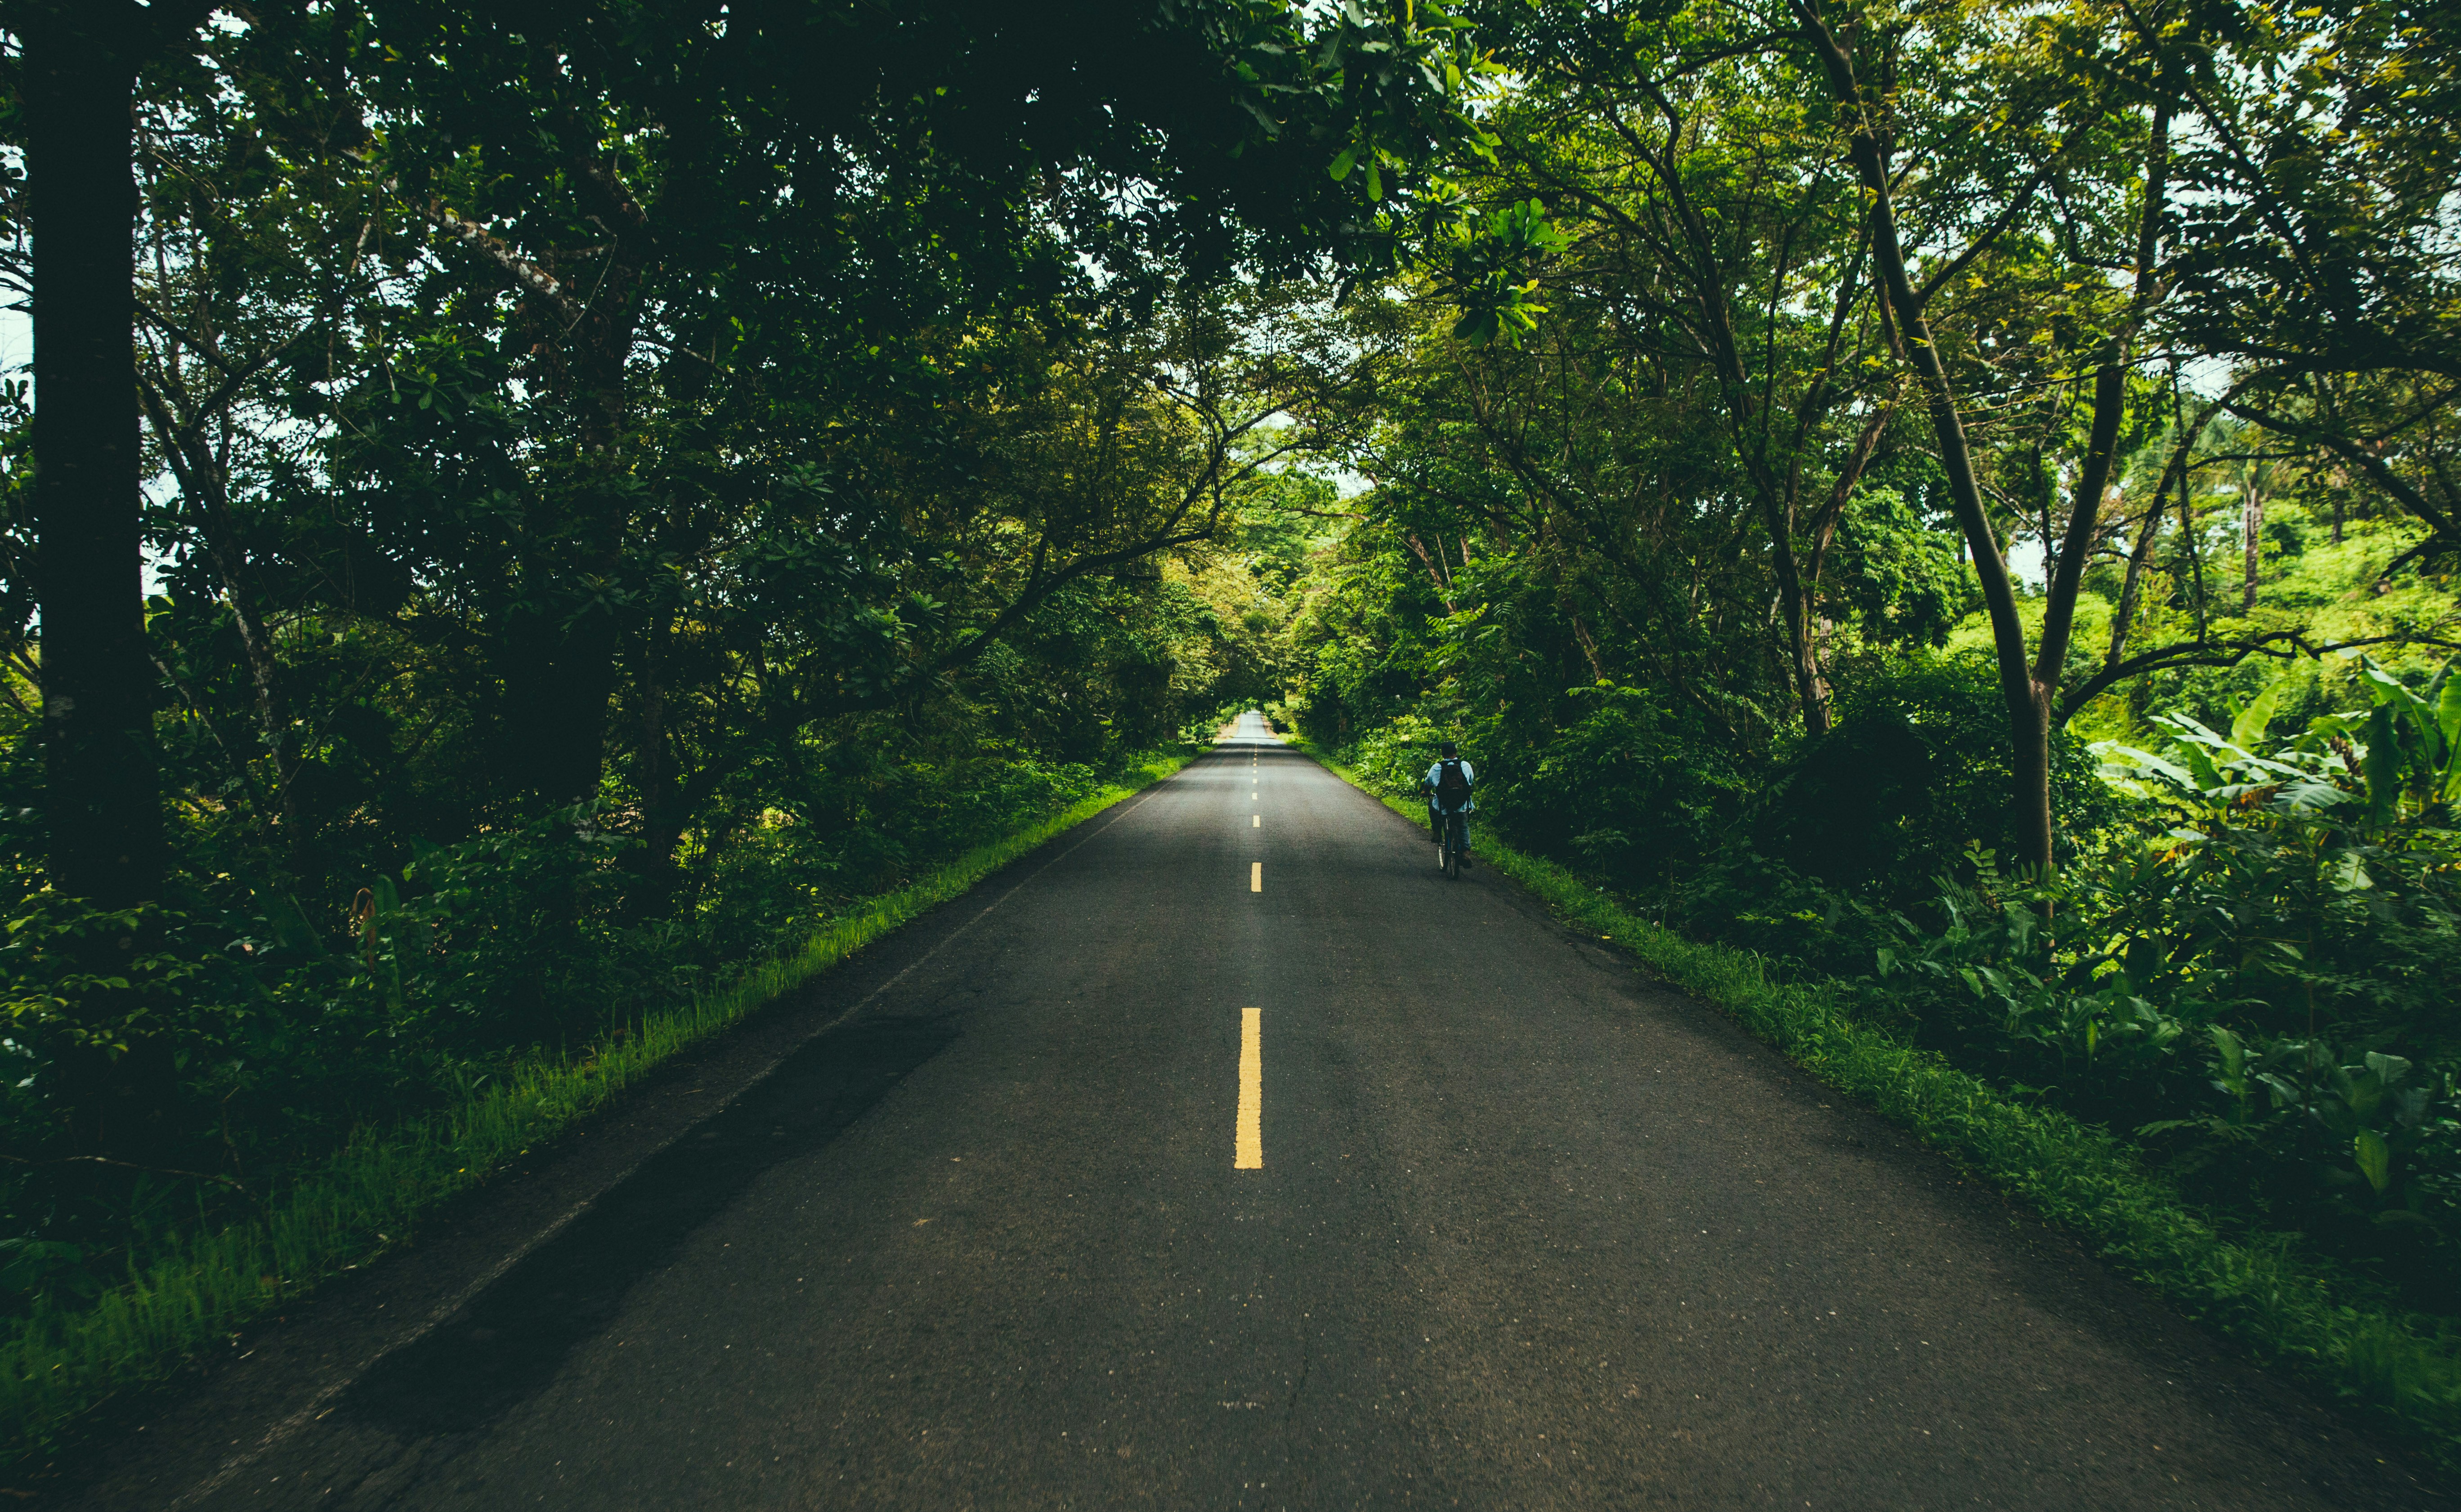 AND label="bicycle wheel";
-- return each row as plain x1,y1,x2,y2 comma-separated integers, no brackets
1443,816,1462,880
